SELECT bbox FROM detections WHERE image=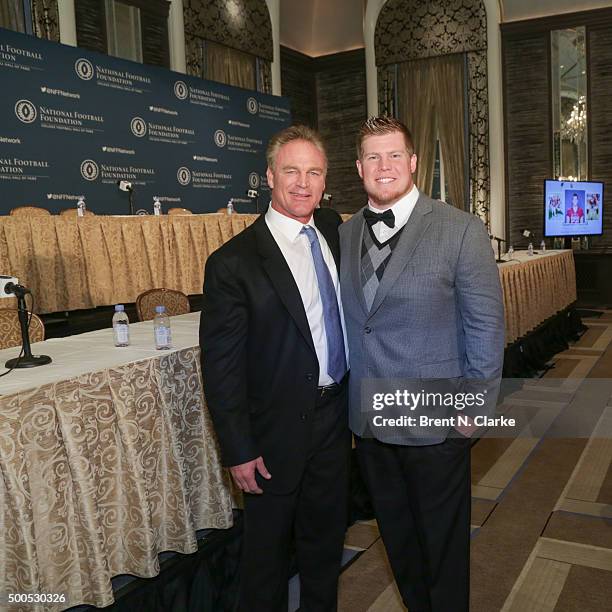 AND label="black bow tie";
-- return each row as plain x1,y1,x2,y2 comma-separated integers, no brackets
363,208,395,229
